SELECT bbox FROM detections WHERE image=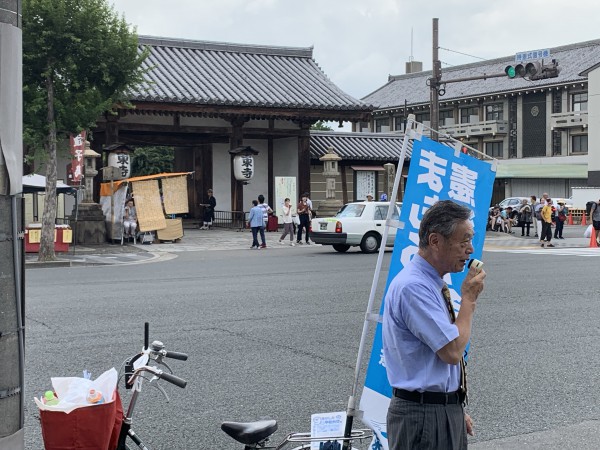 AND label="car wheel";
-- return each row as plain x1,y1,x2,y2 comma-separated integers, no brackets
360,232,380,253
332,244,350,253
